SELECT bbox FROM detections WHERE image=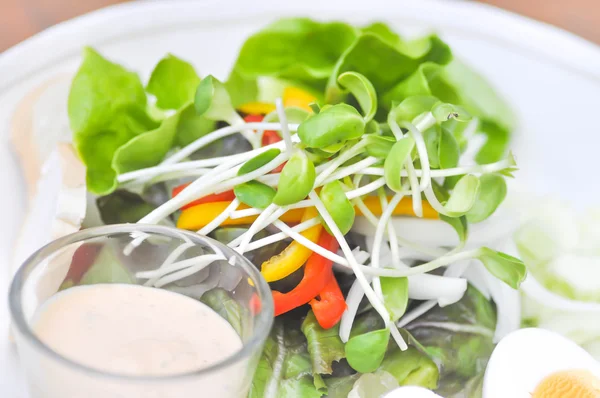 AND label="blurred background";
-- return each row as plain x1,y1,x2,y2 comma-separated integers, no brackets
1,0,599,52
